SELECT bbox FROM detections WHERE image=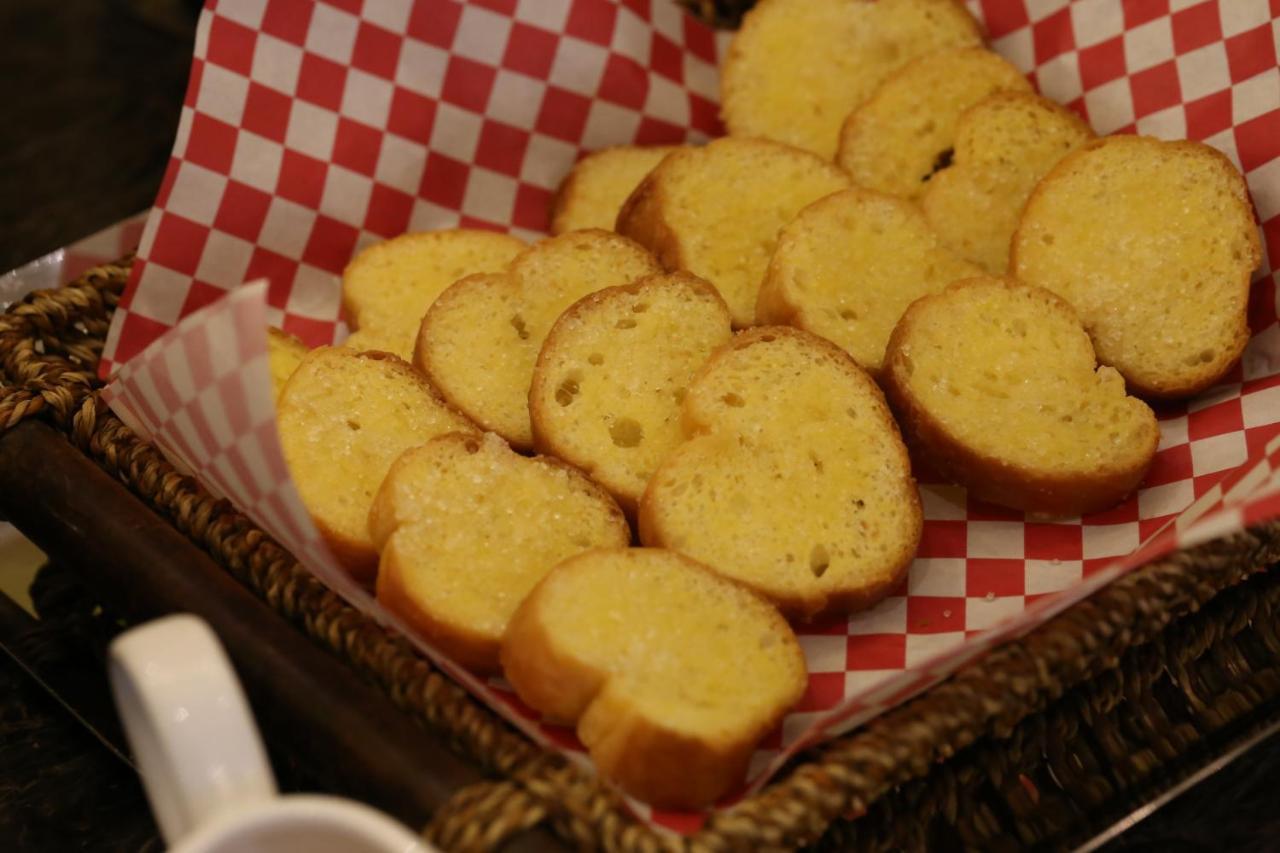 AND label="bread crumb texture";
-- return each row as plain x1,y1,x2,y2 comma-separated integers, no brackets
267,326,309,401
531,272,733,512
551,145,681,234
721,0,981,158
342,229,525,360
884,278,1159,515
640,328,922,619
416,230,661,449
836,47,1031,200
1013,136,1261,398
501,547,807,808
616,137,850,327
922,92,1094,274
277,348,475,582
371,433,628,672
757,187,981,372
